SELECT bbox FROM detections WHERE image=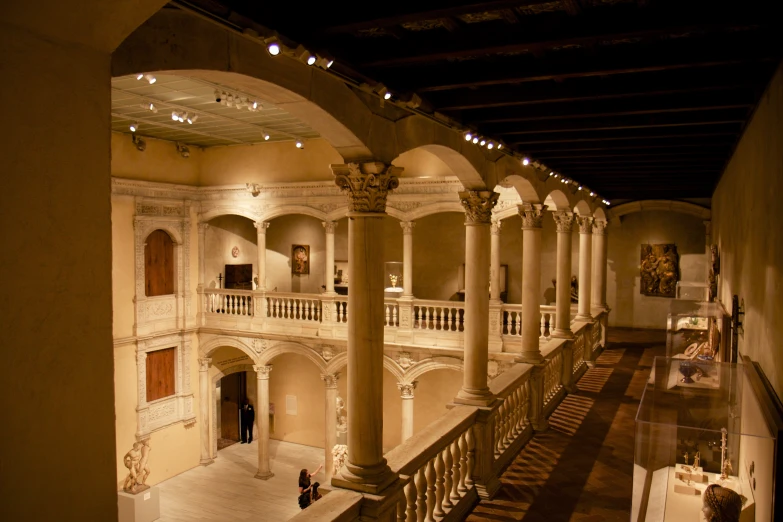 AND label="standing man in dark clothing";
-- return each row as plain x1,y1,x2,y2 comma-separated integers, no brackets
240,398,255,444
